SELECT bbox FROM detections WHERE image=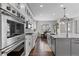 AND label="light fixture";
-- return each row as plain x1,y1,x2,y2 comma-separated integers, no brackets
61,22,65,24
52,13,55,16
60,4,64,8
61,7,69,22
66,13,69,16
40,5,43,8
60,6,69,37
20,4,25,8
68,27,70,31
